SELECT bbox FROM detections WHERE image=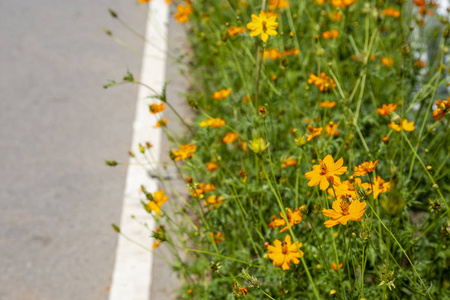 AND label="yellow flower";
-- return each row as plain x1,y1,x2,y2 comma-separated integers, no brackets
222,132,238,144
282,157,297,168
172,143,197,161
353,160,378,177
149,103,166,114
204,195,224,209
268,208,303,232
331,0,356,8
327,178,371,201
319,100,337,108
199,117,226,128
268,0,290,10
205,162,220,172
305,154,348,190
267,235,303,270
331,261,343,271
383,7,401,18
322,198,366,227
191,183,216,198
388,119,415,132
322,29,339,39
325,121,339,136
306,125,323,142
246,11,278,43
248,137,270,153
382,57,394,67
212,89,231,99
433,98,450,121
376,103,397,116
154,118,169,128
228,26,246,36
147,190,169,215
308,72,336,92
371,176,390,199
174,2,193,23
